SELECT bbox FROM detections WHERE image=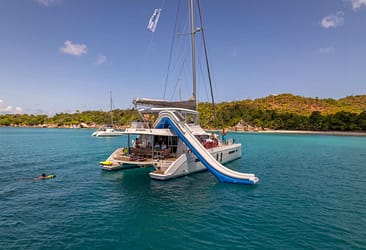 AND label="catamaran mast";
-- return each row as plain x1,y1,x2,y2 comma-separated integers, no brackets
109,91,113,126
132,0,198,111
190,0,196,102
